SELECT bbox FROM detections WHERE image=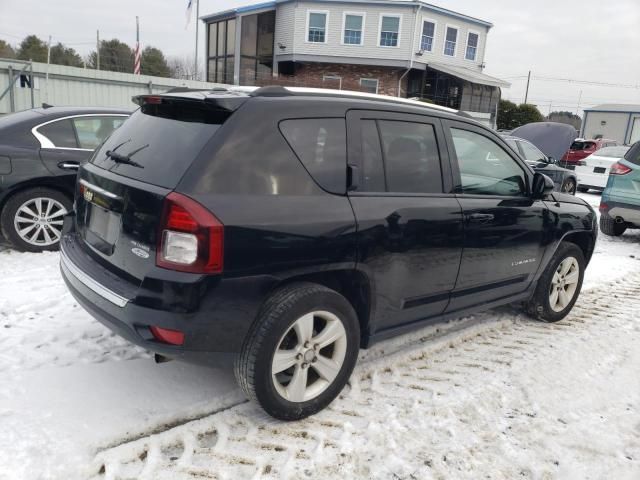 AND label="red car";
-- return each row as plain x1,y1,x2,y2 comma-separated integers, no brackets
561,138,618,169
